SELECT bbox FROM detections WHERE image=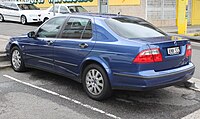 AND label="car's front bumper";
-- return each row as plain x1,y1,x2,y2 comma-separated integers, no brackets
27,16,42,23
112,63,195,91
